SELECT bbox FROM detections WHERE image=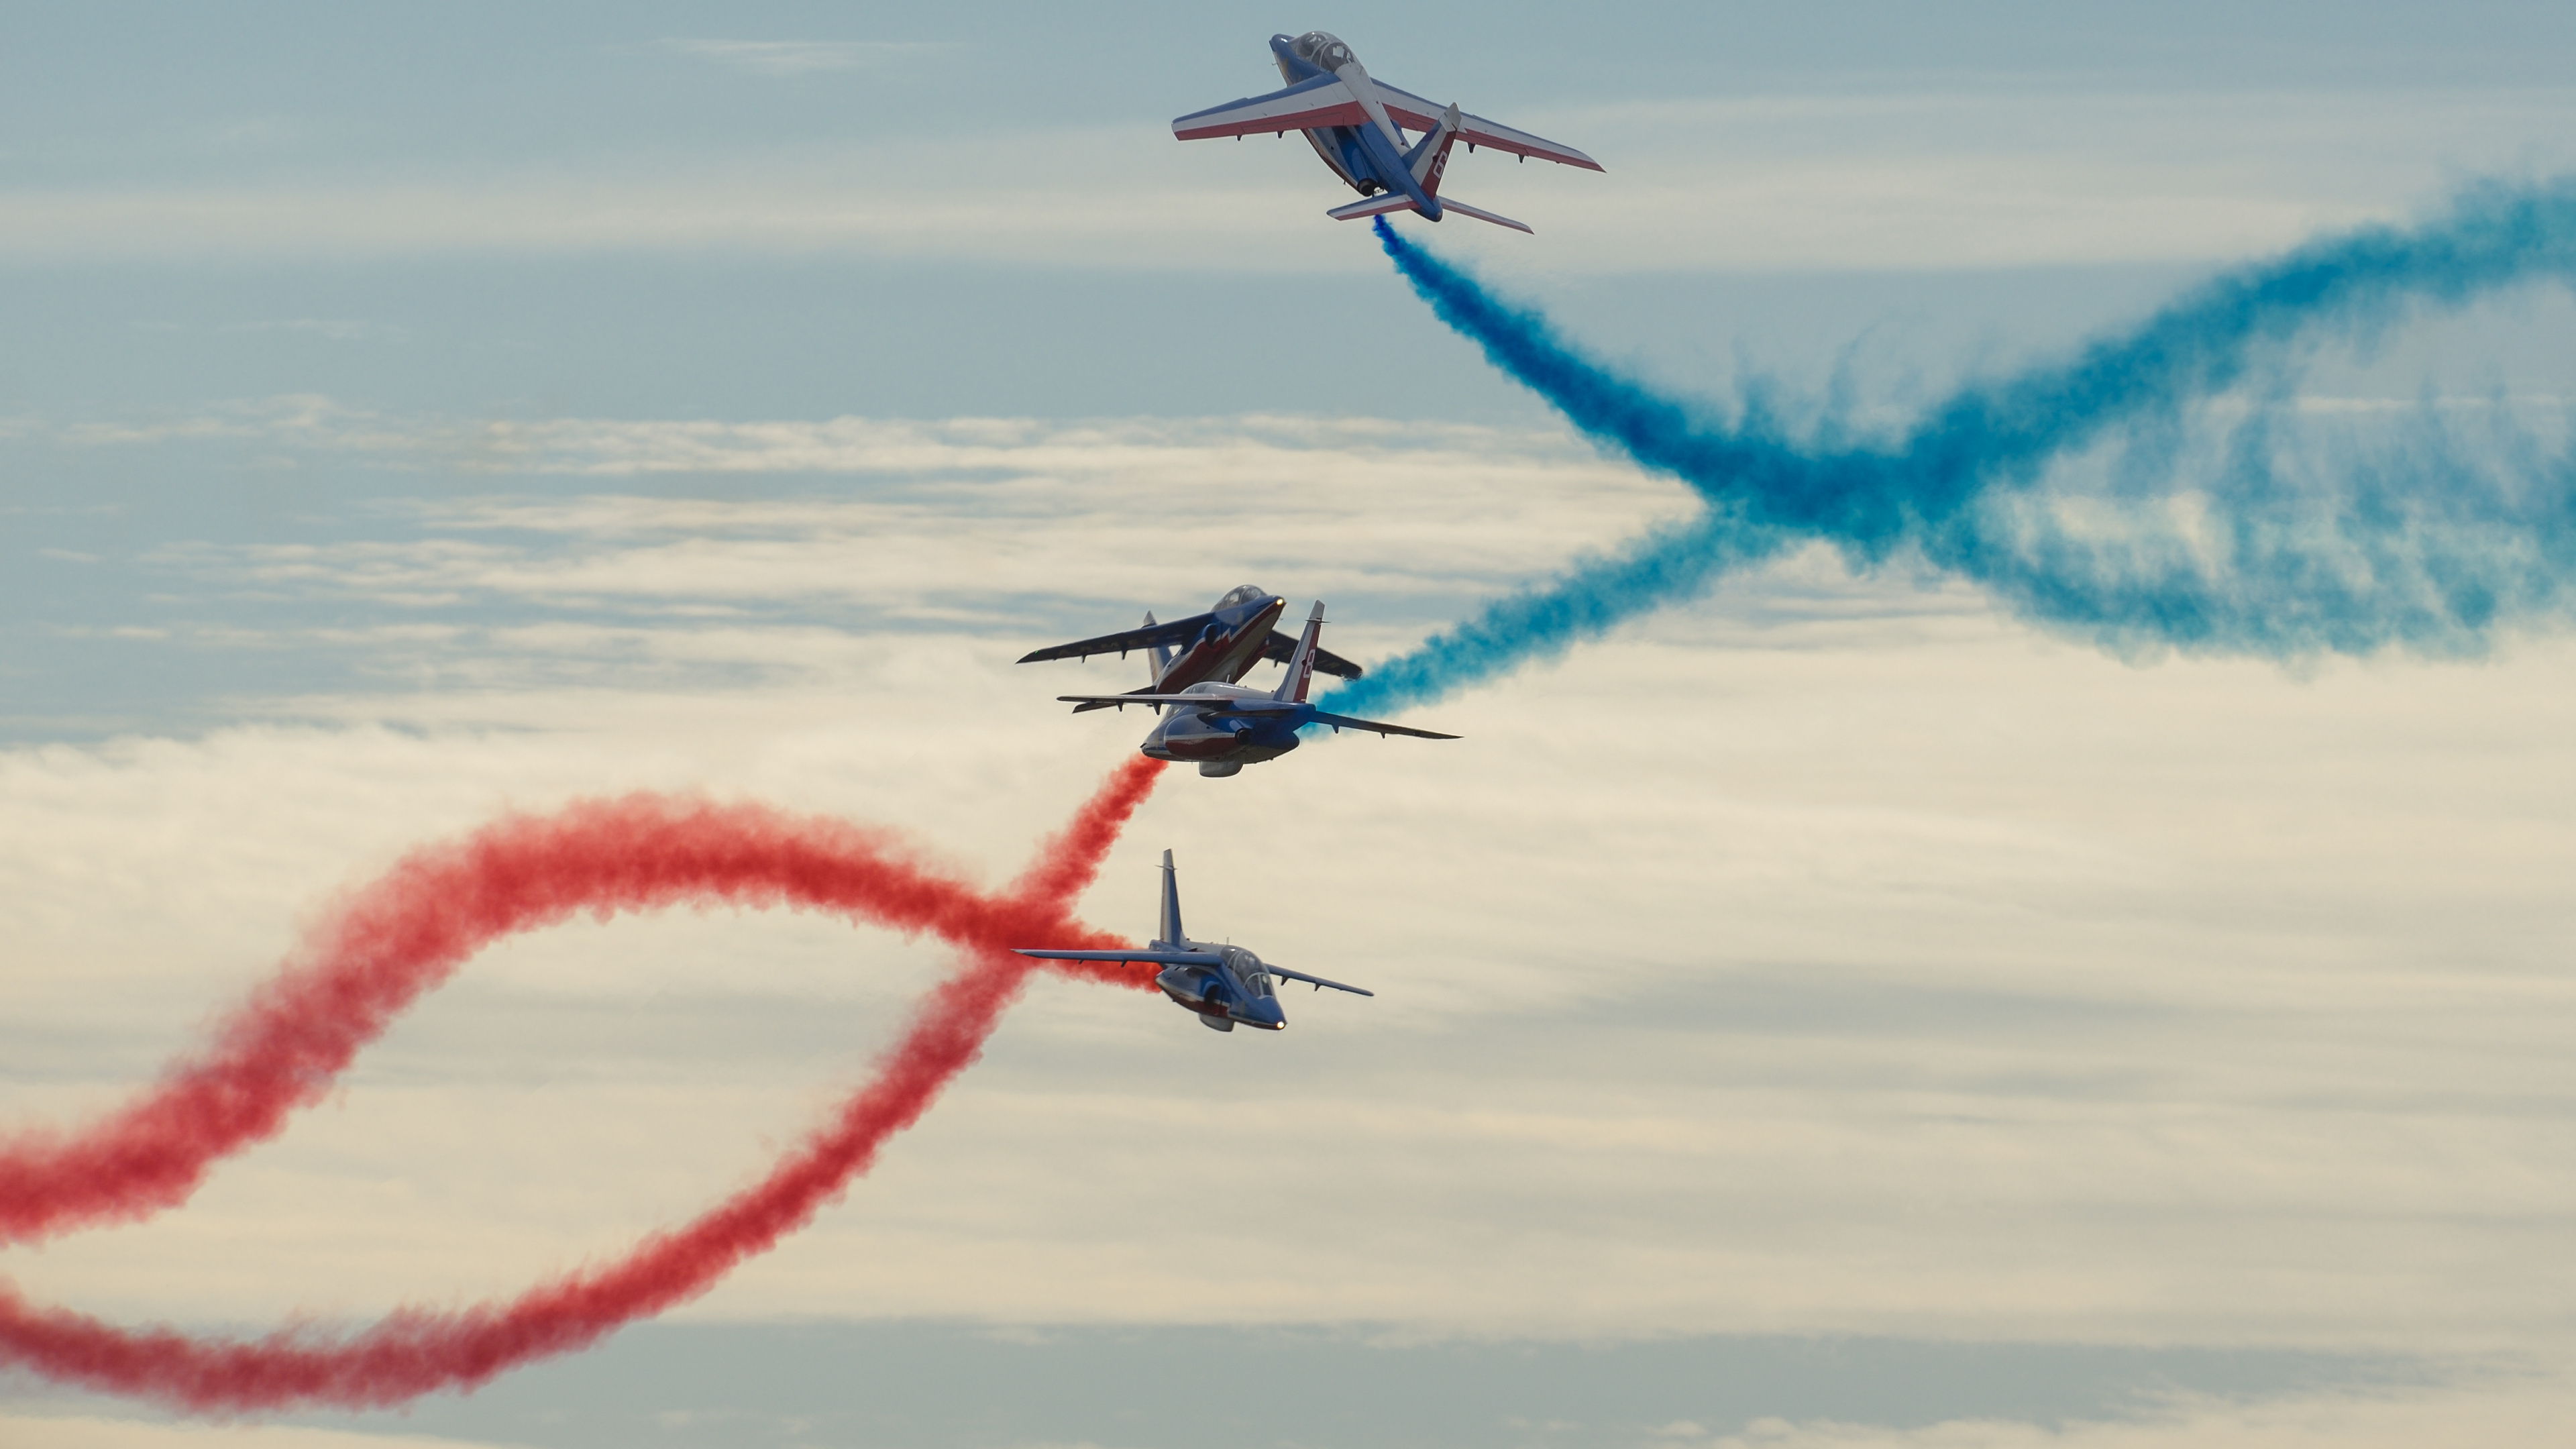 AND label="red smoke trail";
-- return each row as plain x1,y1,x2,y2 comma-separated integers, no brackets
0,756,1164,1412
